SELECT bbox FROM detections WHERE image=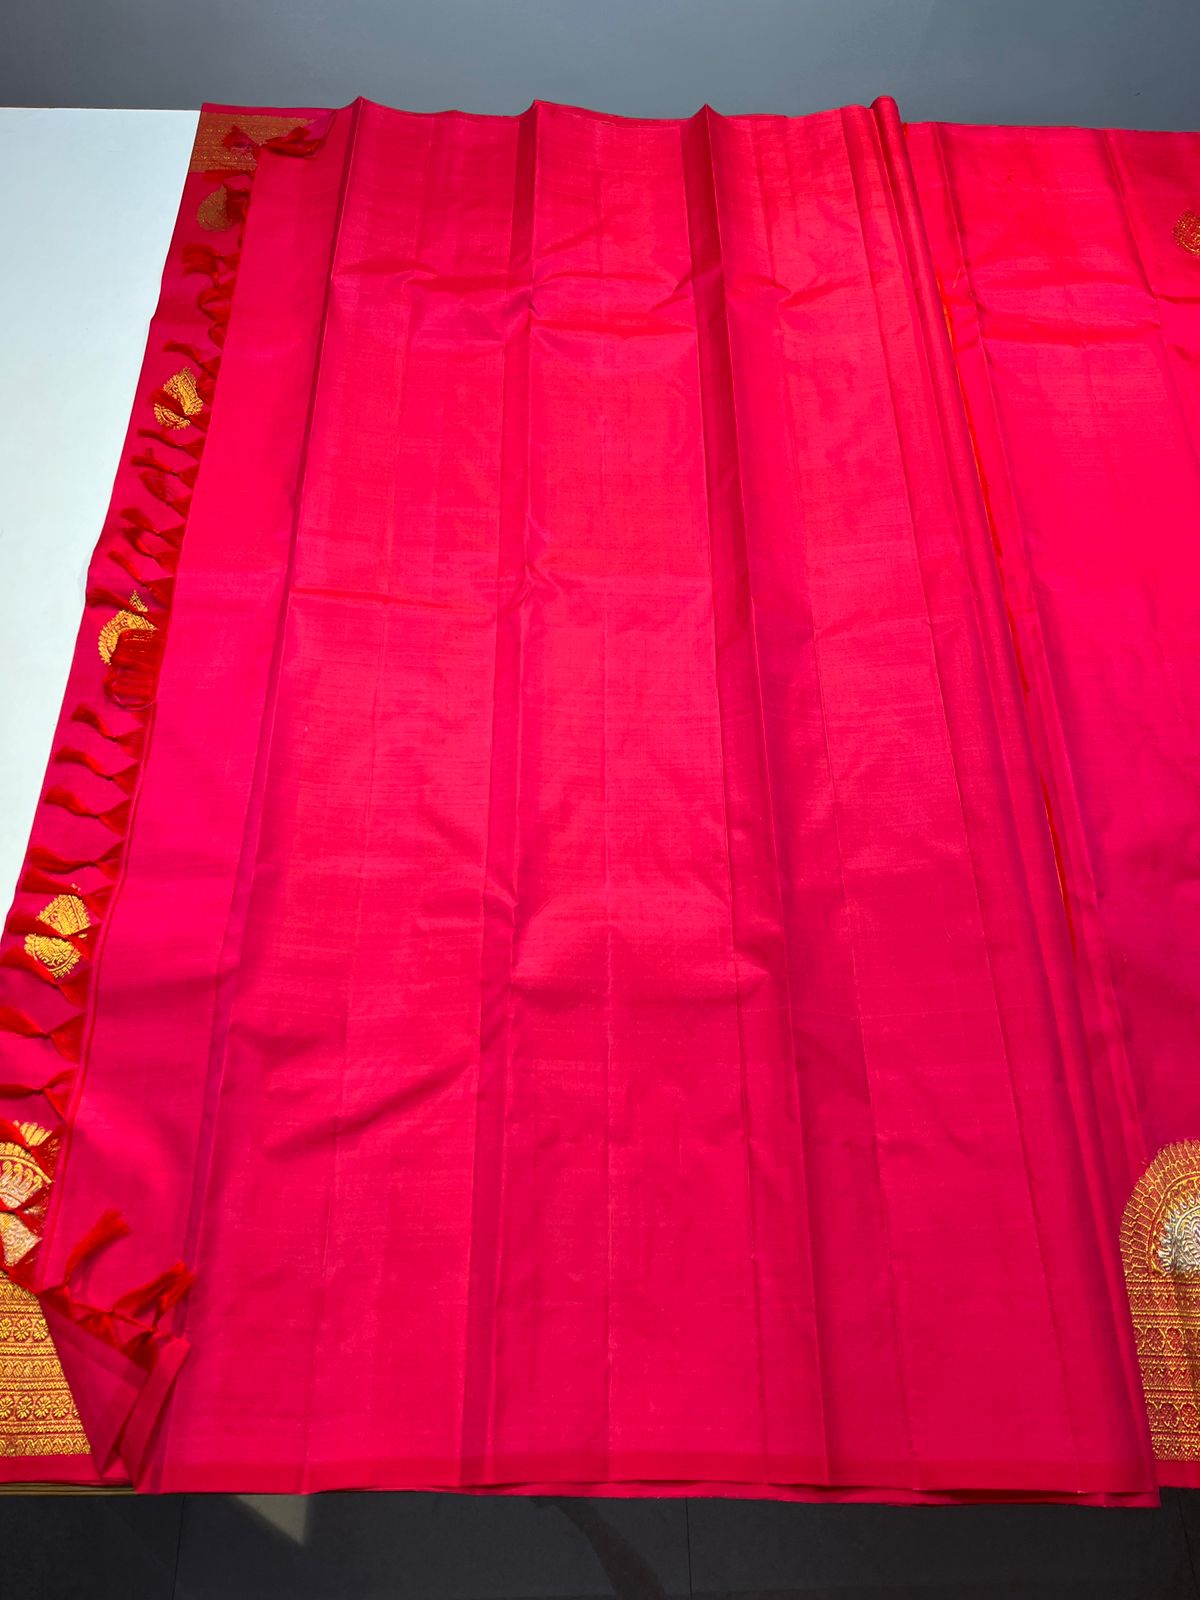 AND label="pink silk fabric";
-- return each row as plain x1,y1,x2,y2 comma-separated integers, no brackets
2,97,1199,1499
